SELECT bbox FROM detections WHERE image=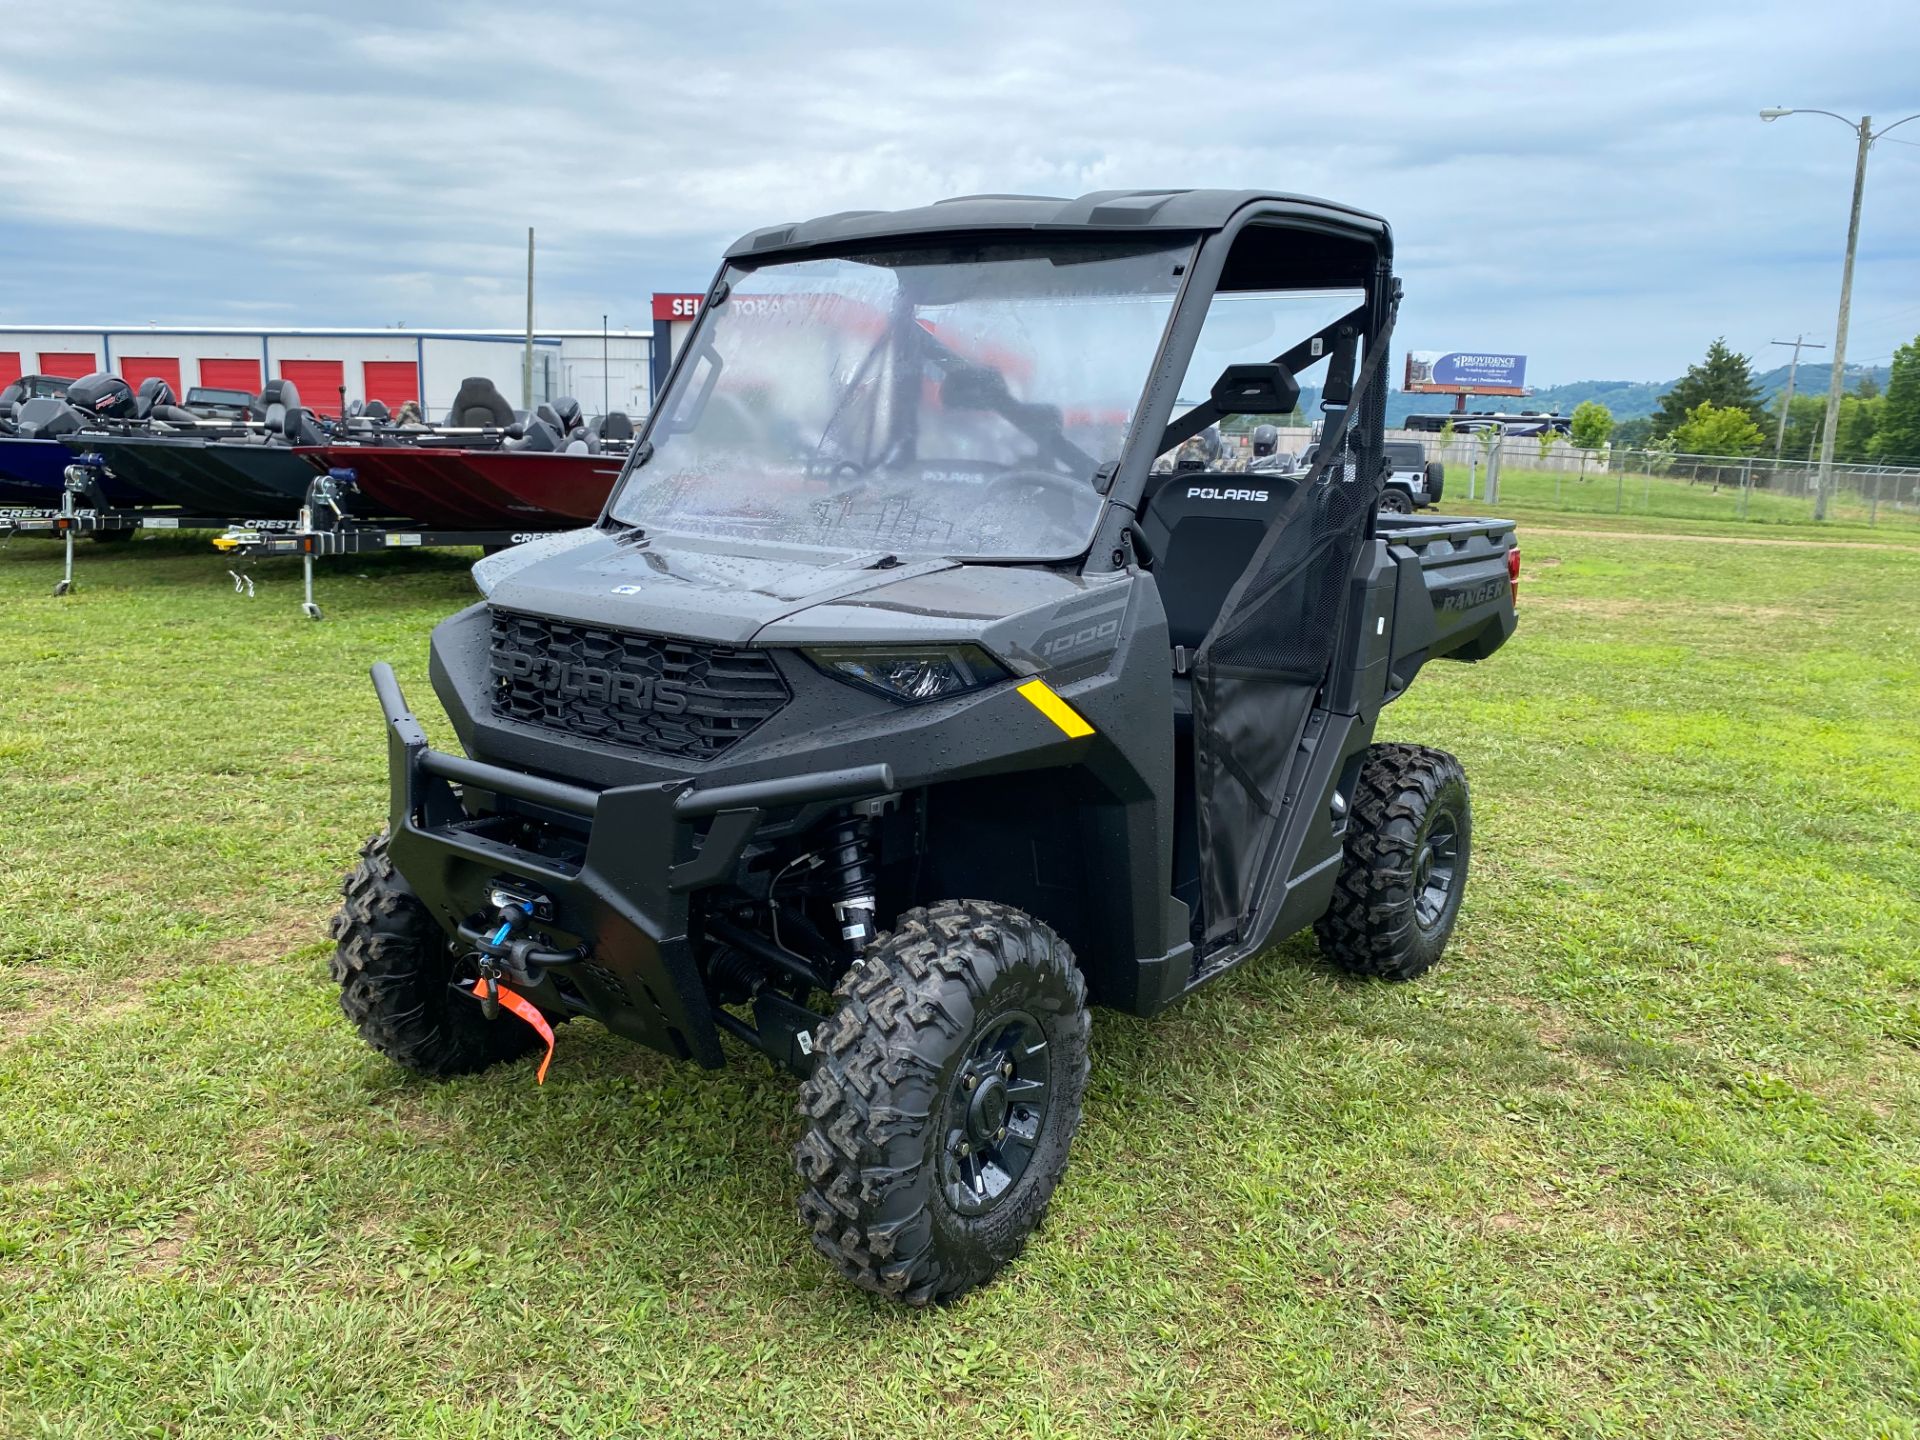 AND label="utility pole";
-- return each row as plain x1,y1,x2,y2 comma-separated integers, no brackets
602,313,611,418
1760,107,1920,519
1767,334,1825,460
523,227,535,410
